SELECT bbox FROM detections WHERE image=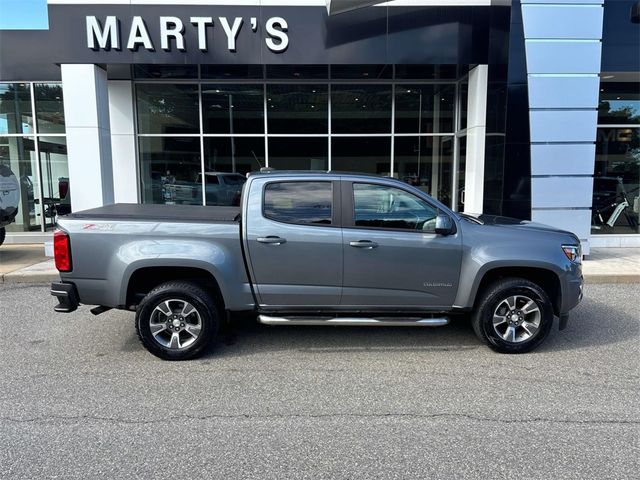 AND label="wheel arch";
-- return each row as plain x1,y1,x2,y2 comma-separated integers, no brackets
123,262,226,311
467,264,562,316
